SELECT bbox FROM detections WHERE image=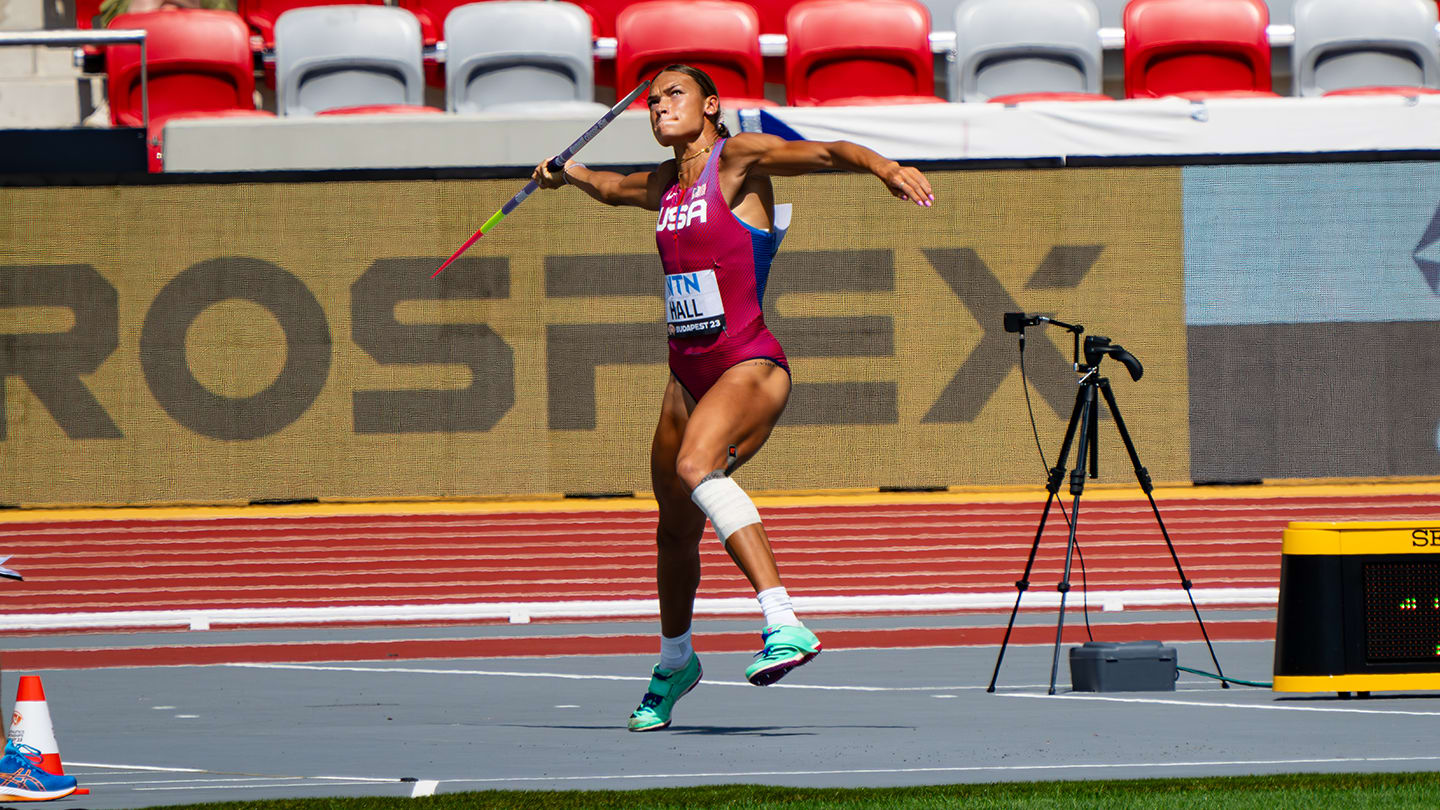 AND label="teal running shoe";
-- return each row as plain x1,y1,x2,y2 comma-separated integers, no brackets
745,624,822,686
0,740,77,801
627,653,702,731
